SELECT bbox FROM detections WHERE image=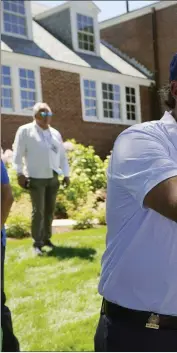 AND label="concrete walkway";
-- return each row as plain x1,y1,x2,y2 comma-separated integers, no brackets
52,219,76,234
